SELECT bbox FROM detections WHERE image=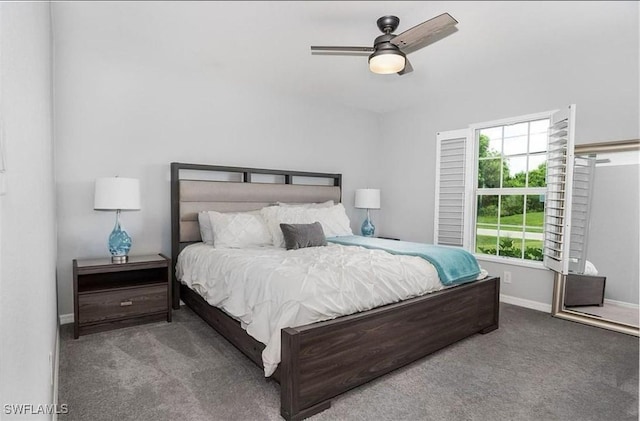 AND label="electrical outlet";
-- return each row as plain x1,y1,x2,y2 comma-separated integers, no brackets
503,271,512,284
